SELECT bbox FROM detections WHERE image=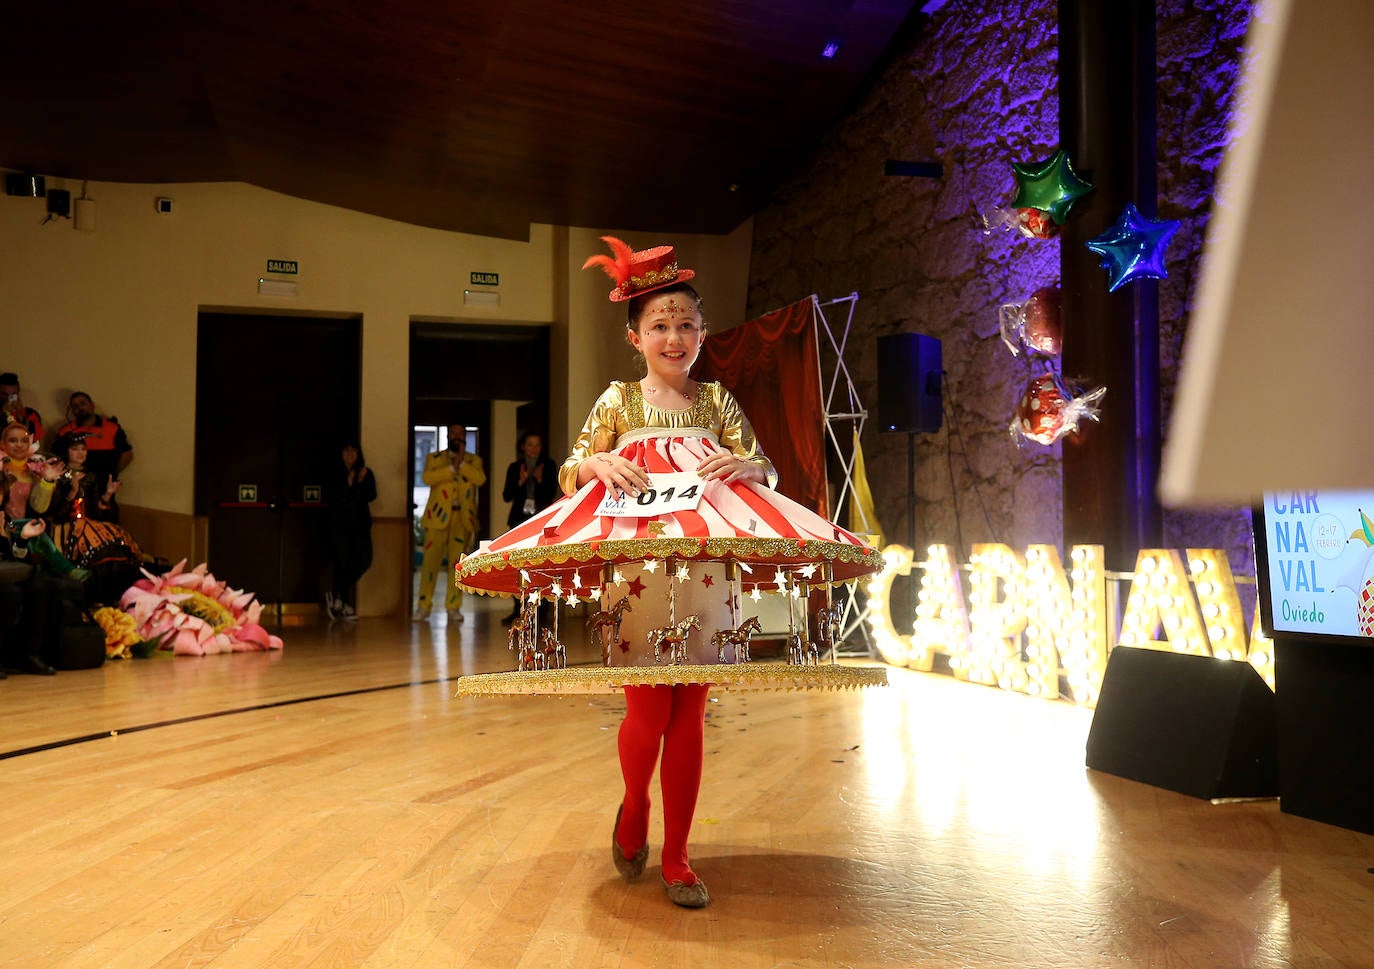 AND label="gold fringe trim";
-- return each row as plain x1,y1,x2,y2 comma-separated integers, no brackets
451,662,888,697
457,537,882,587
